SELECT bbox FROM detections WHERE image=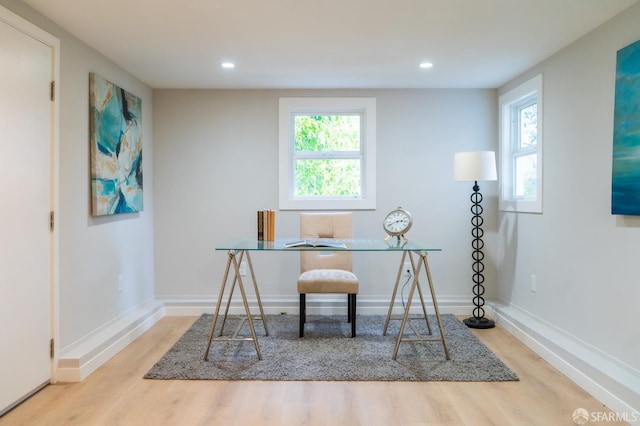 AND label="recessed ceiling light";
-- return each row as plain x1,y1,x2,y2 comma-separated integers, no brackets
221,62,235,69
419,62,434,69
